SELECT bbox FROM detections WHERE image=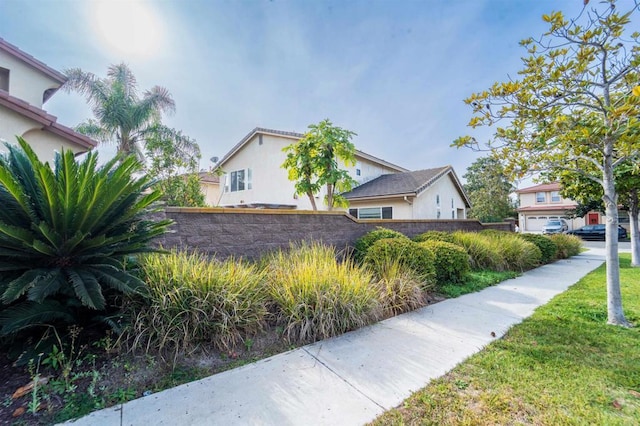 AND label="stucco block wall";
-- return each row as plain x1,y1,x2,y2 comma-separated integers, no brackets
155,208,511,260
